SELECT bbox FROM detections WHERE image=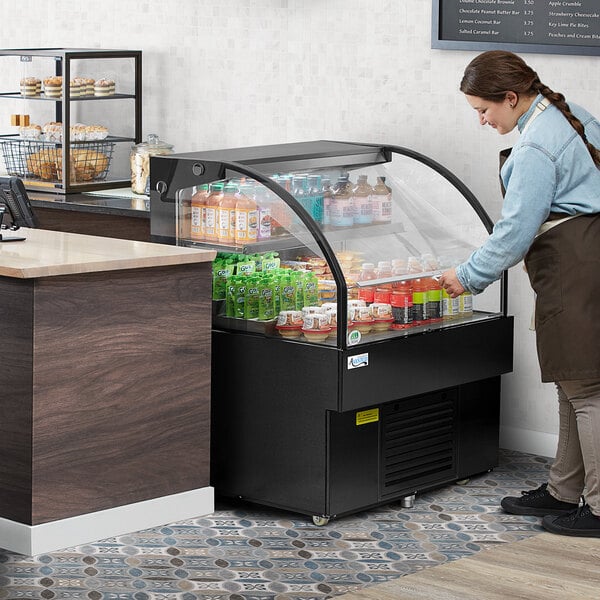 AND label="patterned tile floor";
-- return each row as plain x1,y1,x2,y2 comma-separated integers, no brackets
0,449,550,600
